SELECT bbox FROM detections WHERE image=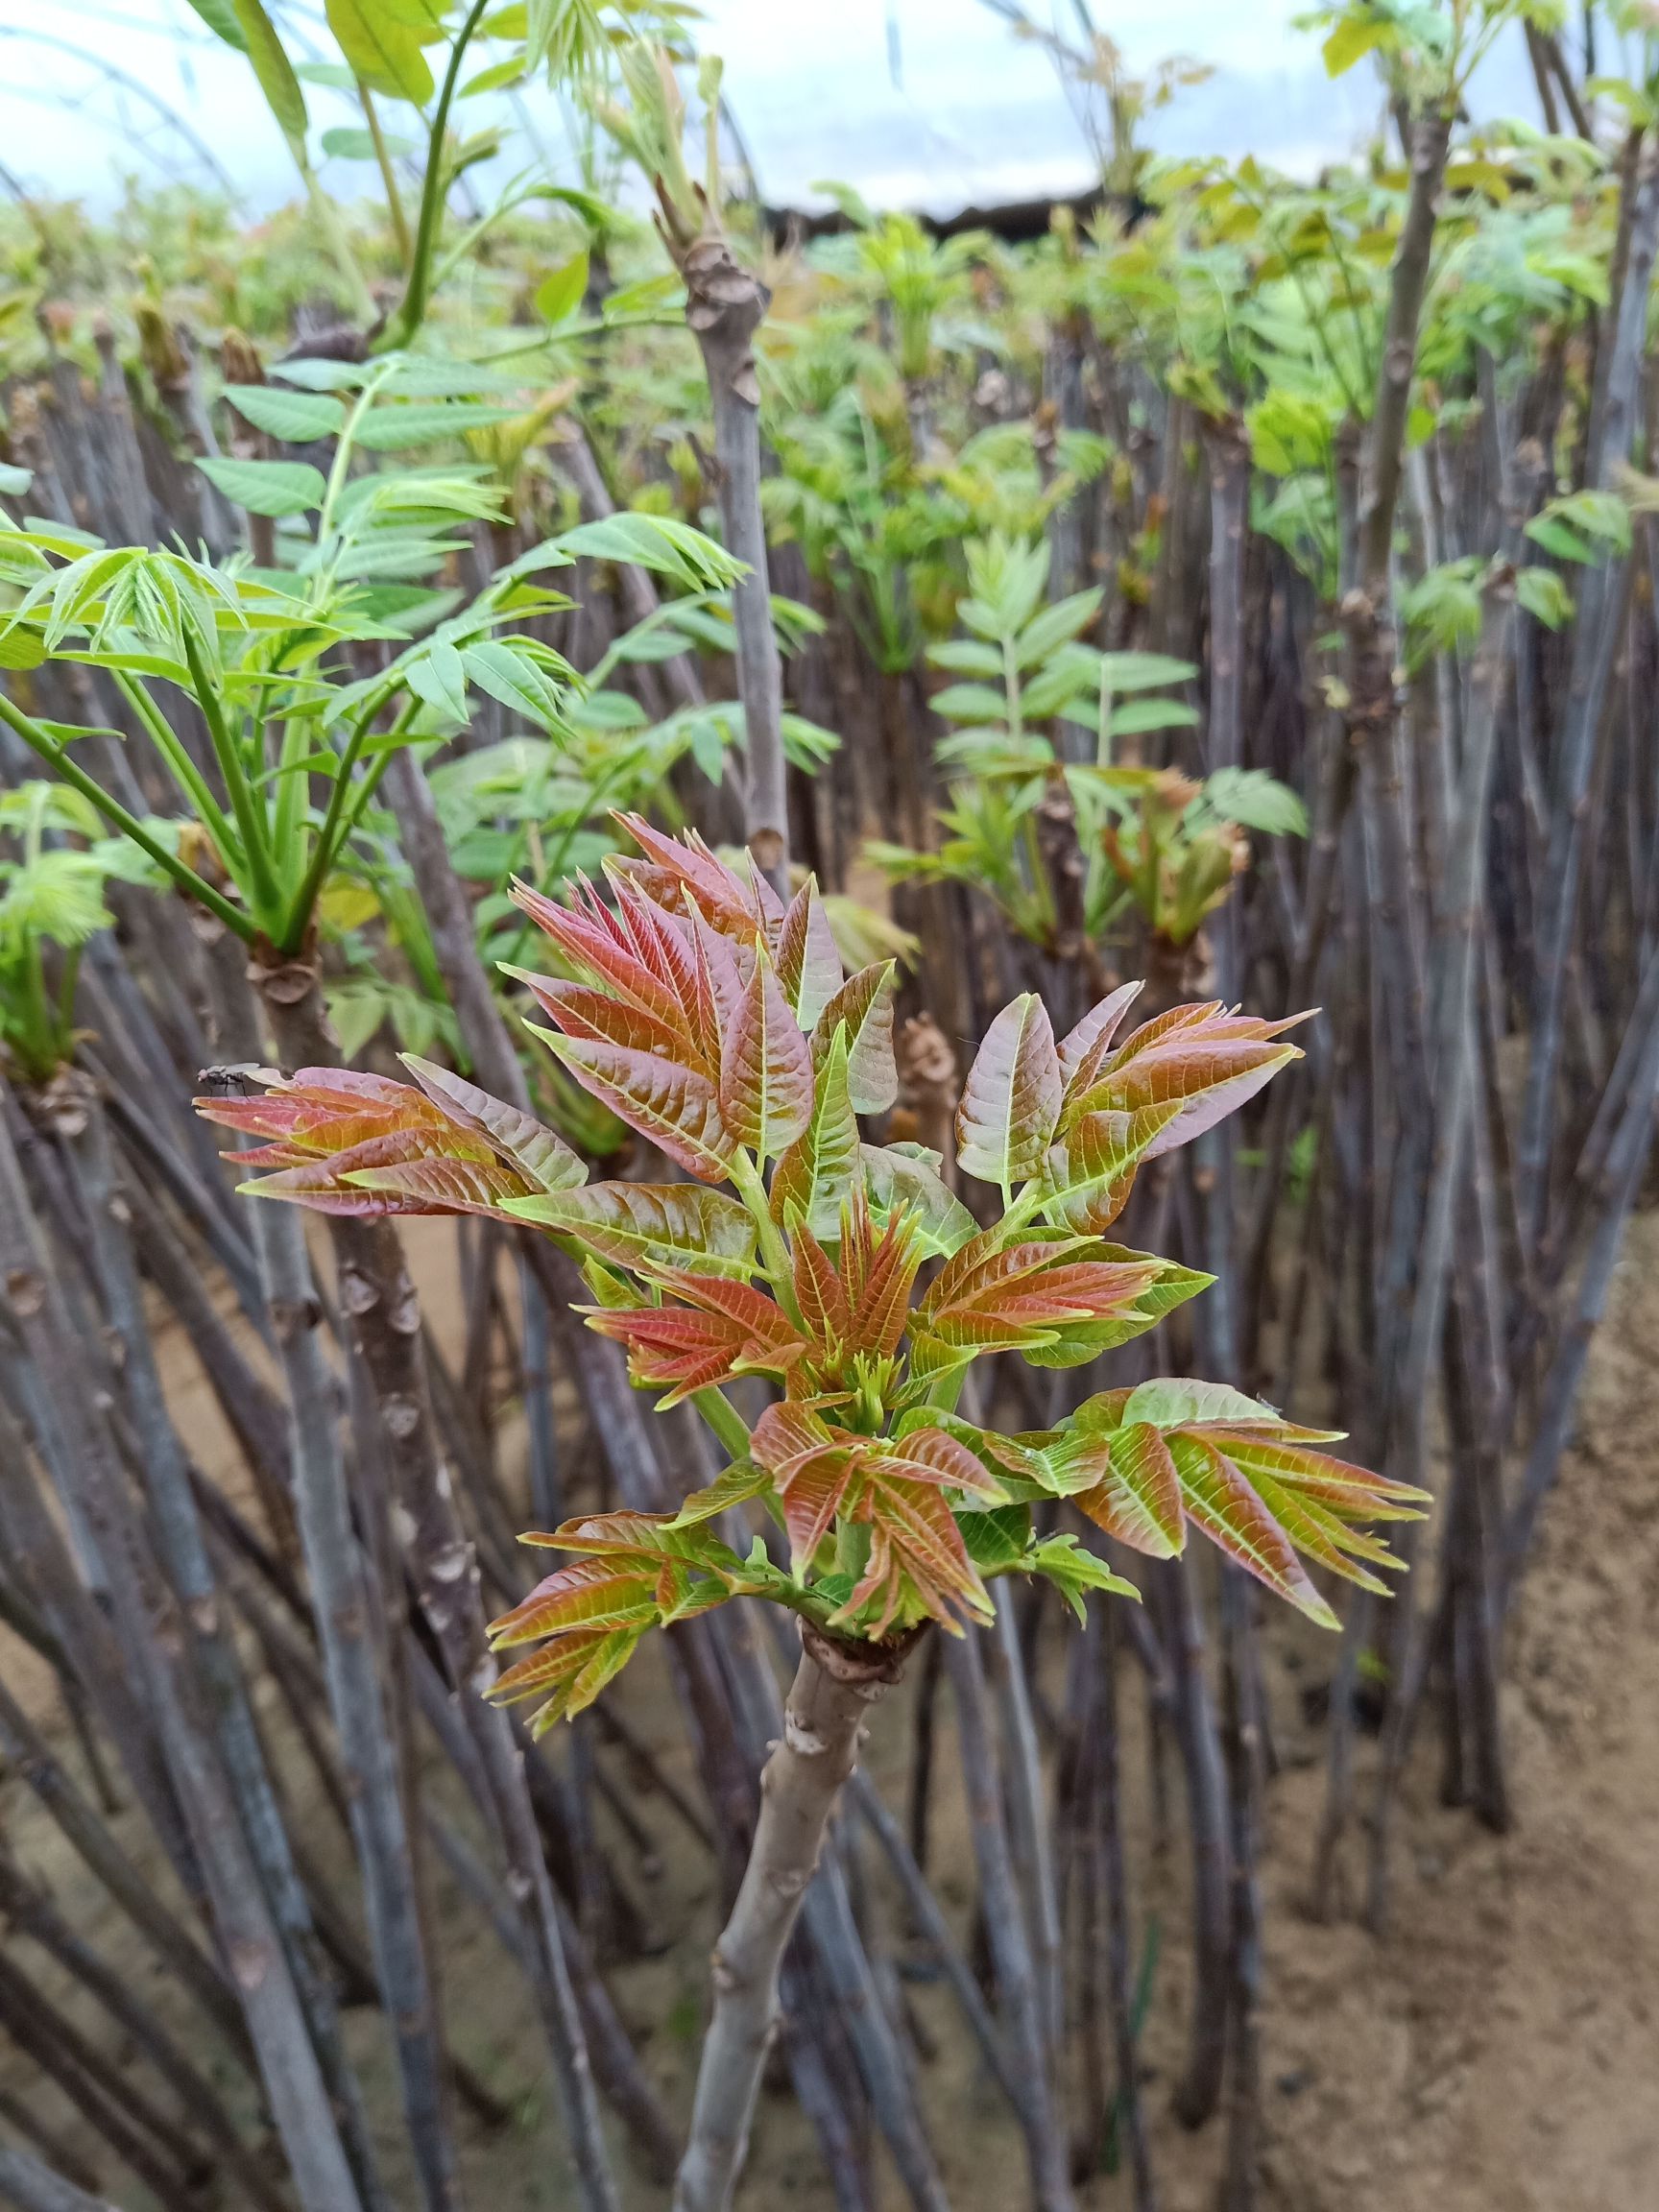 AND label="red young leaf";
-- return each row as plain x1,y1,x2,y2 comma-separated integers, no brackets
510,875,689,1042
1039,1100,1184,1232
868,1428,1004,1500
718,949,814,1157
399,1054,586,1192
792,1225,852,1354
1057,982,1145,1086
776,877,845,1032
585,1269,804,1404
1064,1001,1309,1159
957,993,1063,1192
535,1030,734,1181
613,811,782,939
842,1193,926,1360
752,1403,861,1571
854,1481,992,1635
608,872,709,1045
1072,1422,1184,1558
510,974,691,1063
1166,1431,1336,1627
